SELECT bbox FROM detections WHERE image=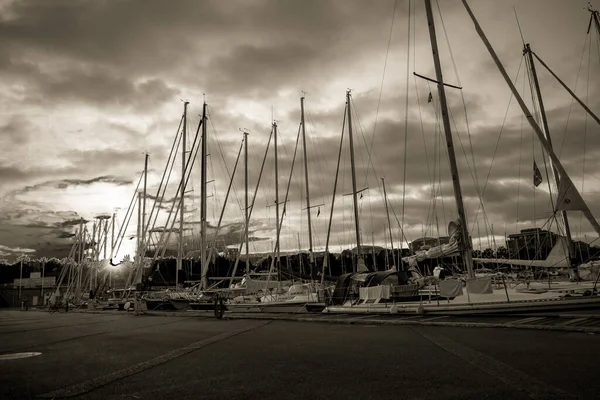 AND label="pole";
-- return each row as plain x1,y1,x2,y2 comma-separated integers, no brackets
41,259,45,303
425,0,475,279
525,44,574,262
90,221,97,291
137,192,141,281
346,90,362,271
274,121,281,277
19,258,23,302
110,213,115,287
205,138,244,285
142,153,148,260
530,52,600,127
382,178,396,269
178,102,189,288
103,219,108,260
462,0,600,238
244,130,250,274
300,97,315,275
591,5,600,40
200,102,208,289
322,106,347,282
